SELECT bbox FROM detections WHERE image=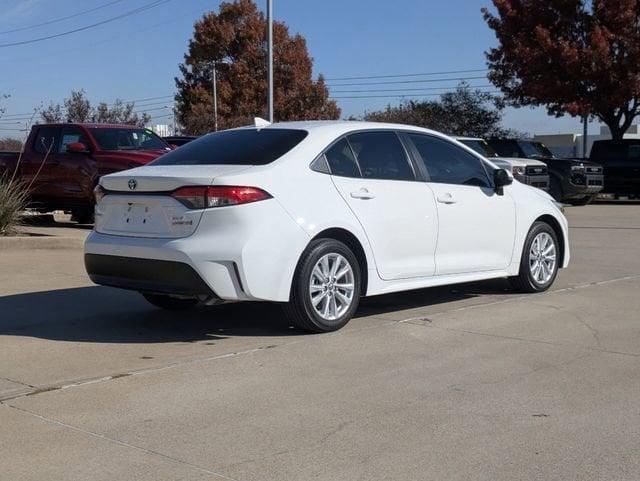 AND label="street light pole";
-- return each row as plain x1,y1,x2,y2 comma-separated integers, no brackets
267,0,274,123
582,115,588,158
212,62,218,132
